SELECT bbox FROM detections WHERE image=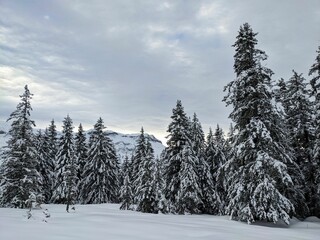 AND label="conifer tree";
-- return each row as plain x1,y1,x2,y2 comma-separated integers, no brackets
47,119,58,171
190,113,217,214
80,118,120,204
1,85,42,208
35,129,54,203
176,144,203,214
190,113,205,157
51,115,77,212
223,23,295,224
75,123,88,190
119,156,134,210
282,71,314,217
163,100,203,214
309,46,320,217
163,100,191,212
119,174,134,210
206,126,226,214
129,127,147,200
135,137,158,213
